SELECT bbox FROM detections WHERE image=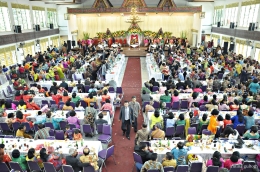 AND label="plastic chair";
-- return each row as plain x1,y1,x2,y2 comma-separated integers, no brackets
188,127,197,135
55,130,65,140
98,145,116,170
